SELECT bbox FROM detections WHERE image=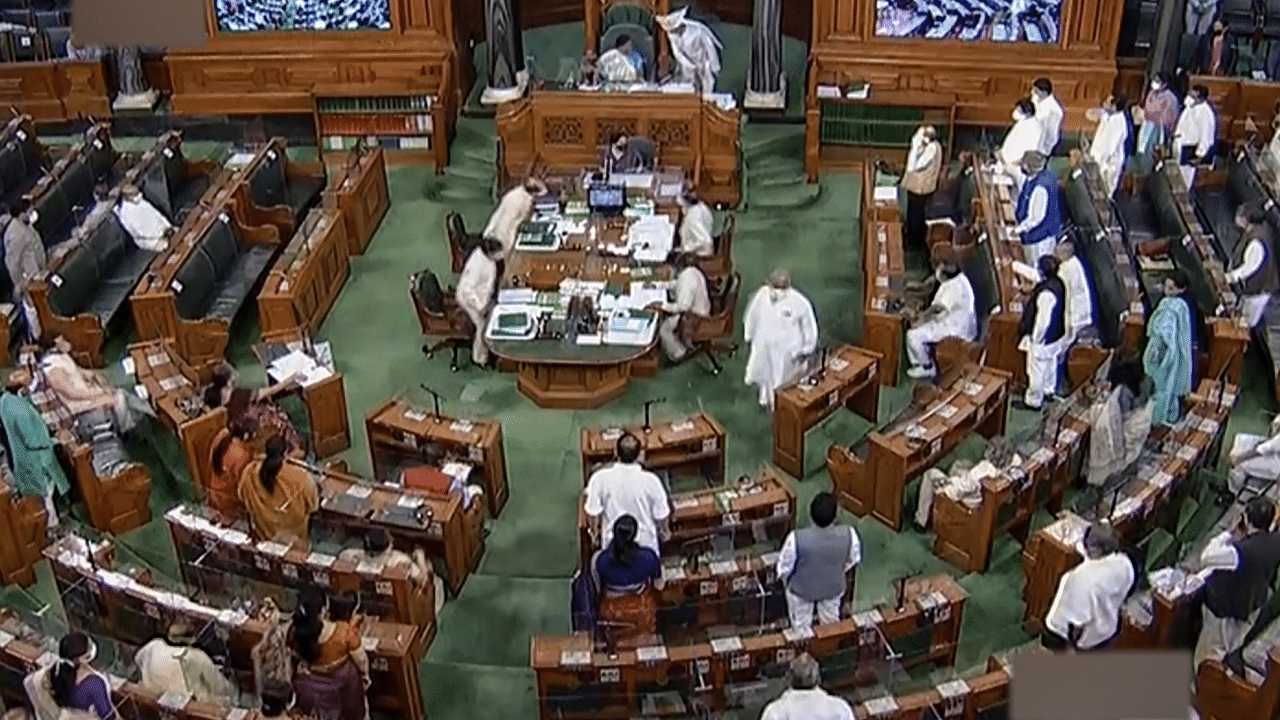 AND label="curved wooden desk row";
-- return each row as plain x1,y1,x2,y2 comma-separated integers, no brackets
1020,380,1237,632
165,505,437,632
829,365,1012,531
43,534,427,720
577,469,796,569
0,482,47,588
364,397,509,518
772,345,882,479
580,411,726,487
531,574,968,720
0,60,111,121
255,205,351,340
